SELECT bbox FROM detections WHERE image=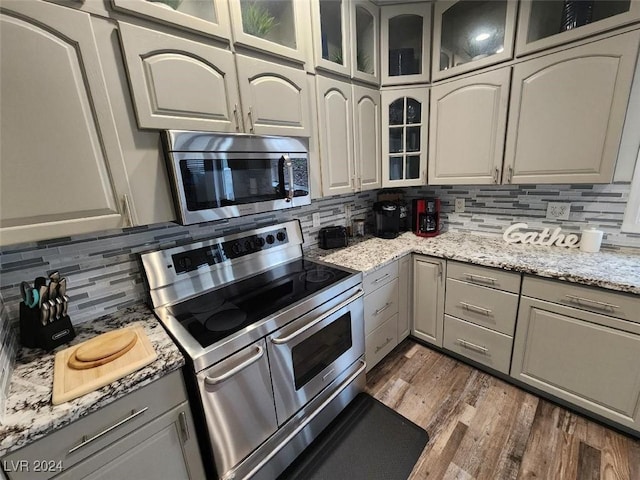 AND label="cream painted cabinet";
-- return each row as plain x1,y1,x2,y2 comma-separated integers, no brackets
412,256,445,347
235,54,311,137
504,30,640,185
0,1,134,246
429,68,510,185
397,254,412,341
118,21,242,133
352,84,381,191
350,0,380,85
311,0,351,77
381,88,428,187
